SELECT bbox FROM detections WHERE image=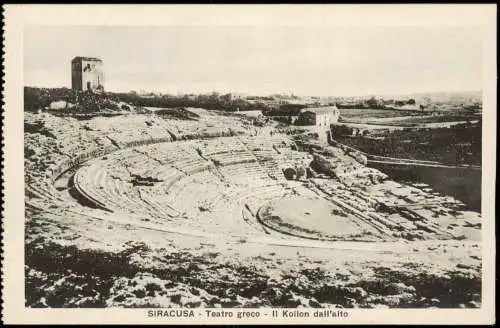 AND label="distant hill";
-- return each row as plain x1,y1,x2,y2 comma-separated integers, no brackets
410,90,482,104
331,90,481,103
